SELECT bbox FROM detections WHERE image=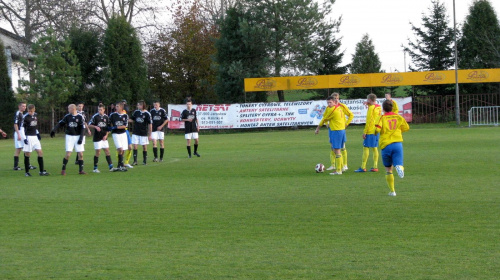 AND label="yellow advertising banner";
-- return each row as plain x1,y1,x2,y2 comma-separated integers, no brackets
244,68,500,92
